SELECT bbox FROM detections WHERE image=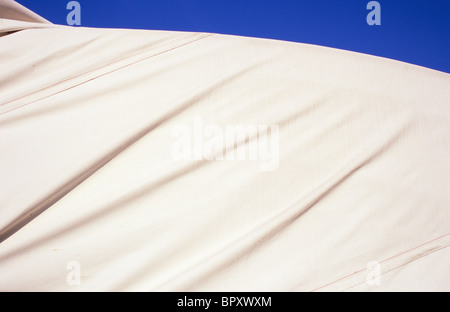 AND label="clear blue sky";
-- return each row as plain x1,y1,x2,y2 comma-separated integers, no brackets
16,0,450,74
